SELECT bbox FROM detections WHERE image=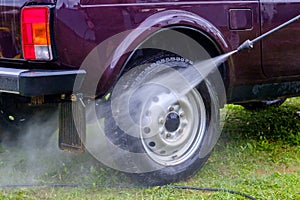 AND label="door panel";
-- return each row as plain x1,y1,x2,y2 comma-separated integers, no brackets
261,1,300,77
